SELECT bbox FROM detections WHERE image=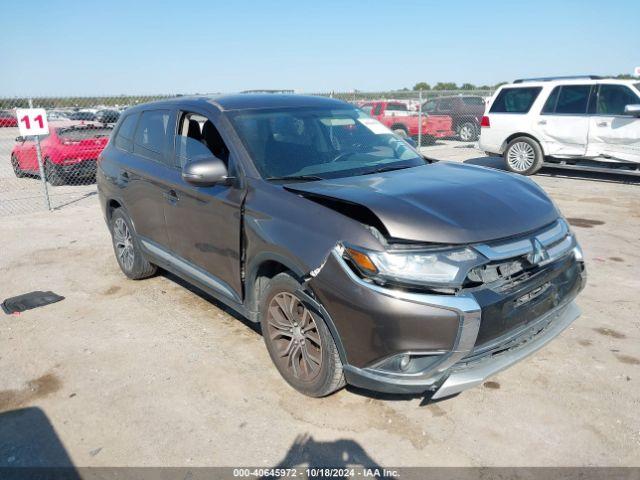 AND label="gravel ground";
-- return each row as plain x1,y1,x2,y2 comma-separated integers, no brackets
0,140,639,468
